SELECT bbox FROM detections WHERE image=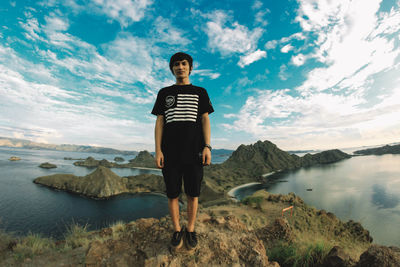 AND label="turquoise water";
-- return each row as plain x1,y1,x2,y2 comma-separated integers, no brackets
234,154,400,246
